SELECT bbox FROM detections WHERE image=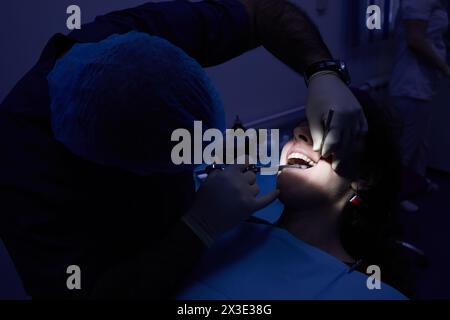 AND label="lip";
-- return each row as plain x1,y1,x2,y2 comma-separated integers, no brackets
286,146,320,164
